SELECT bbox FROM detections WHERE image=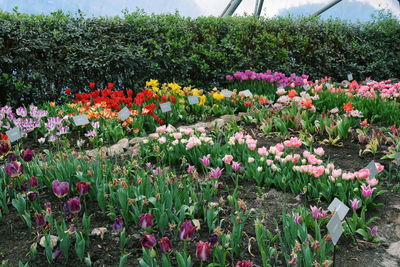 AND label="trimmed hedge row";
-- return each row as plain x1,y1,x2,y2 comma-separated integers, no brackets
0,11,399,105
